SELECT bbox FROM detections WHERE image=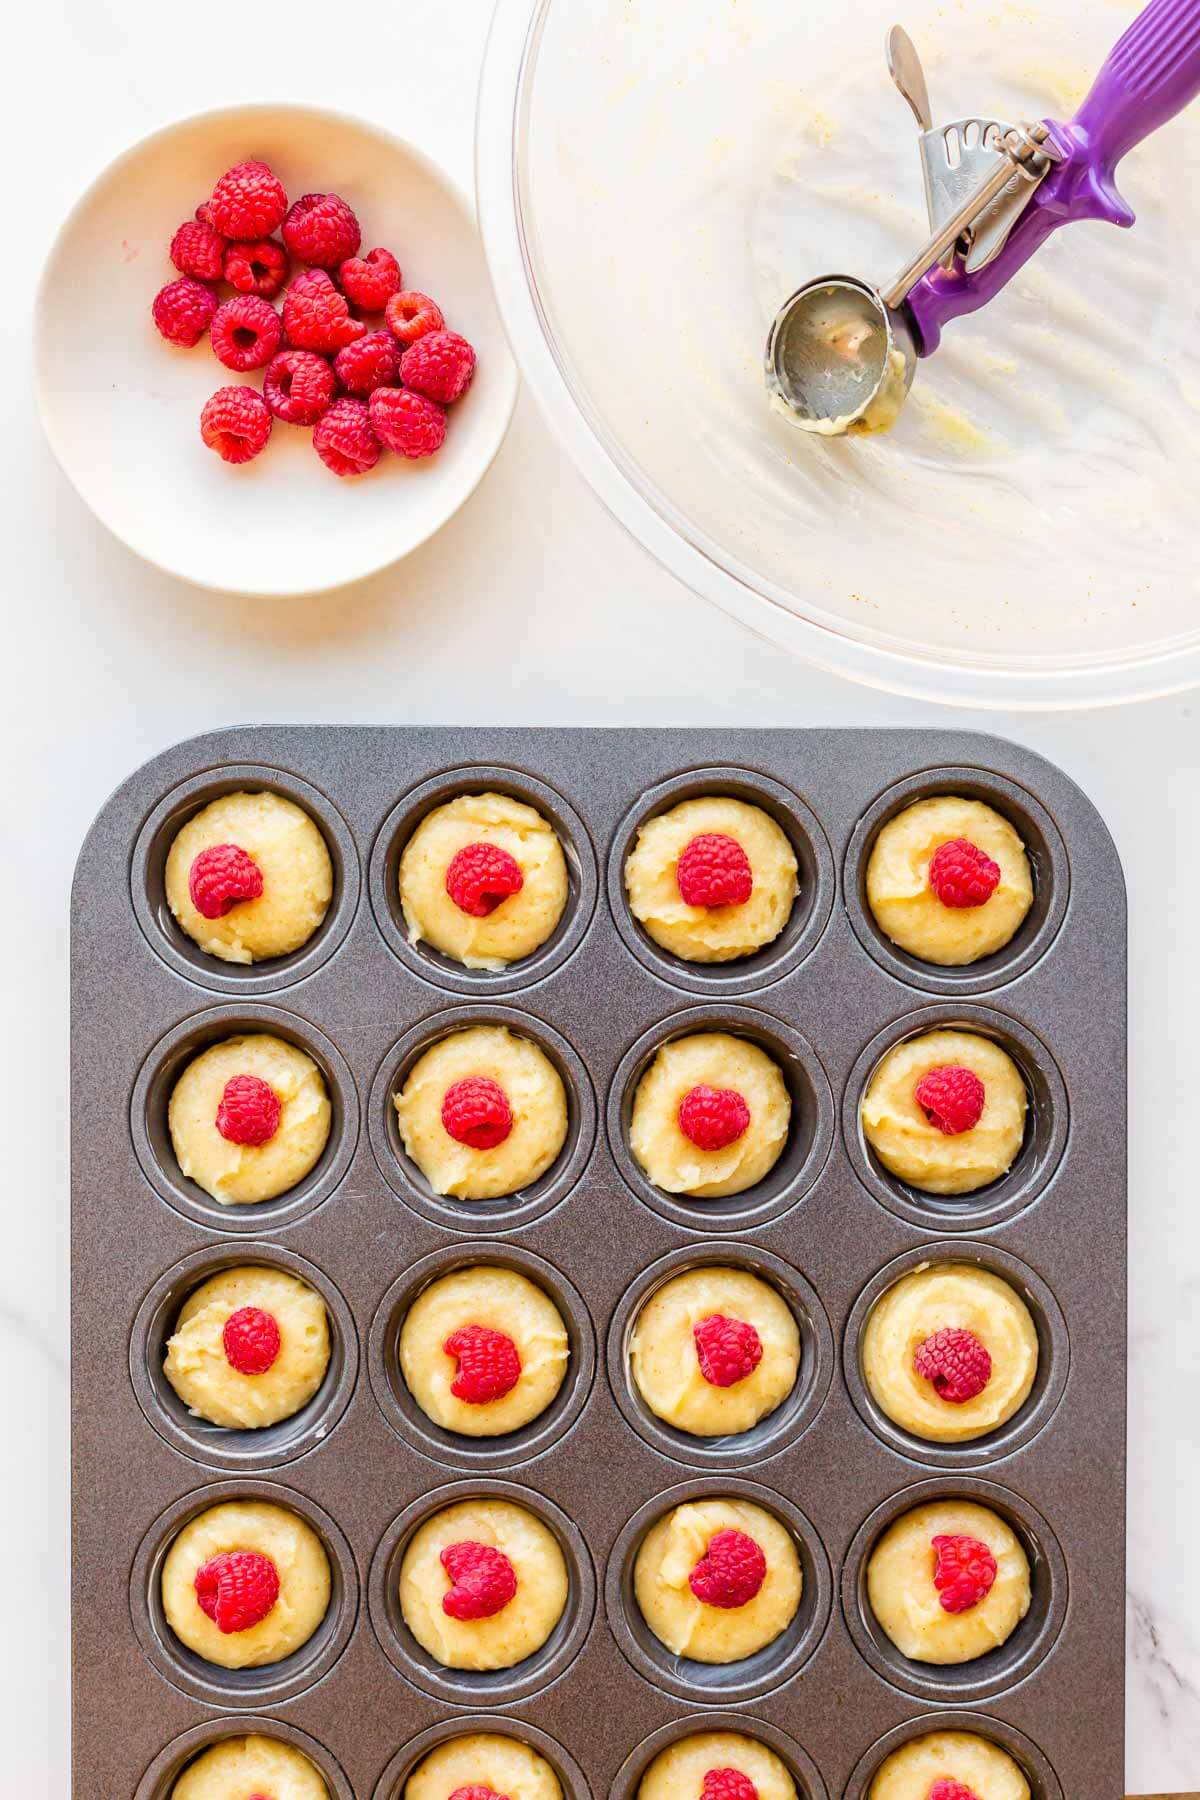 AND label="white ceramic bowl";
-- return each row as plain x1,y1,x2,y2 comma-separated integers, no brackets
478,0,1200,708
35,103,518,596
